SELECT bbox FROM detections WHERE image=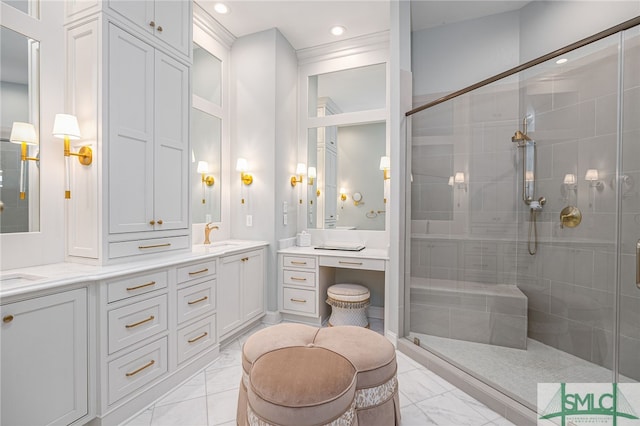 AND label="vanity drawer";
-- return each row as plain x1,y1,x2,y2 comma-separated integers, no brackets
177,315,217,365
177,279,216,325
283,287,316,314
283,256,316,269
177,260,217,284
319,256,385,271
109,235,190,259
107,270,168,303
108,294,168,354
283,269,316,288
108,337,168,405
